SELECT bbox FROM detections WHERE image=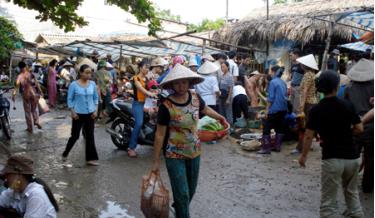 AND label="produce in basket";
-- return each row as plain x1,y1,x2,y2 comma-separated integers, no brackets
198,116,229,142
198,116,224,131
